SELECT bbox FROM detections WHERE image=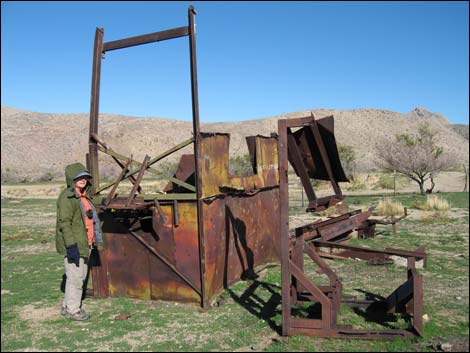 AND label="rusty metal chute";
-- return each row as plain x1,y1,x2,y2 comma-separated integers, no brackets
290,115,349,183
